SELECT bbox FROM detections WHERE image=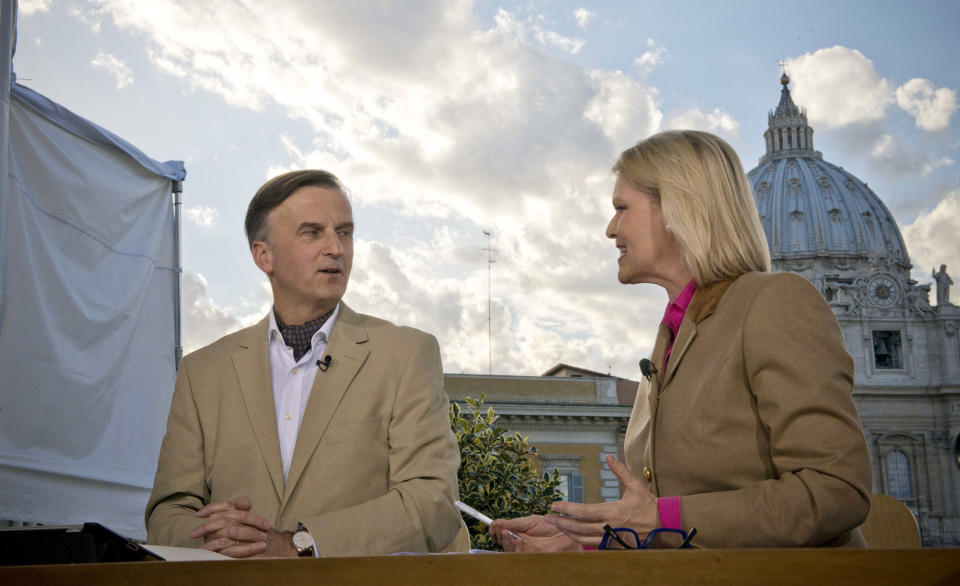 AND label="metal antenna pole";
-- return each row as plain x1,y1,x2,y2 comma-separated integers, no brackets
172,180,183,369
482,229,495,375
